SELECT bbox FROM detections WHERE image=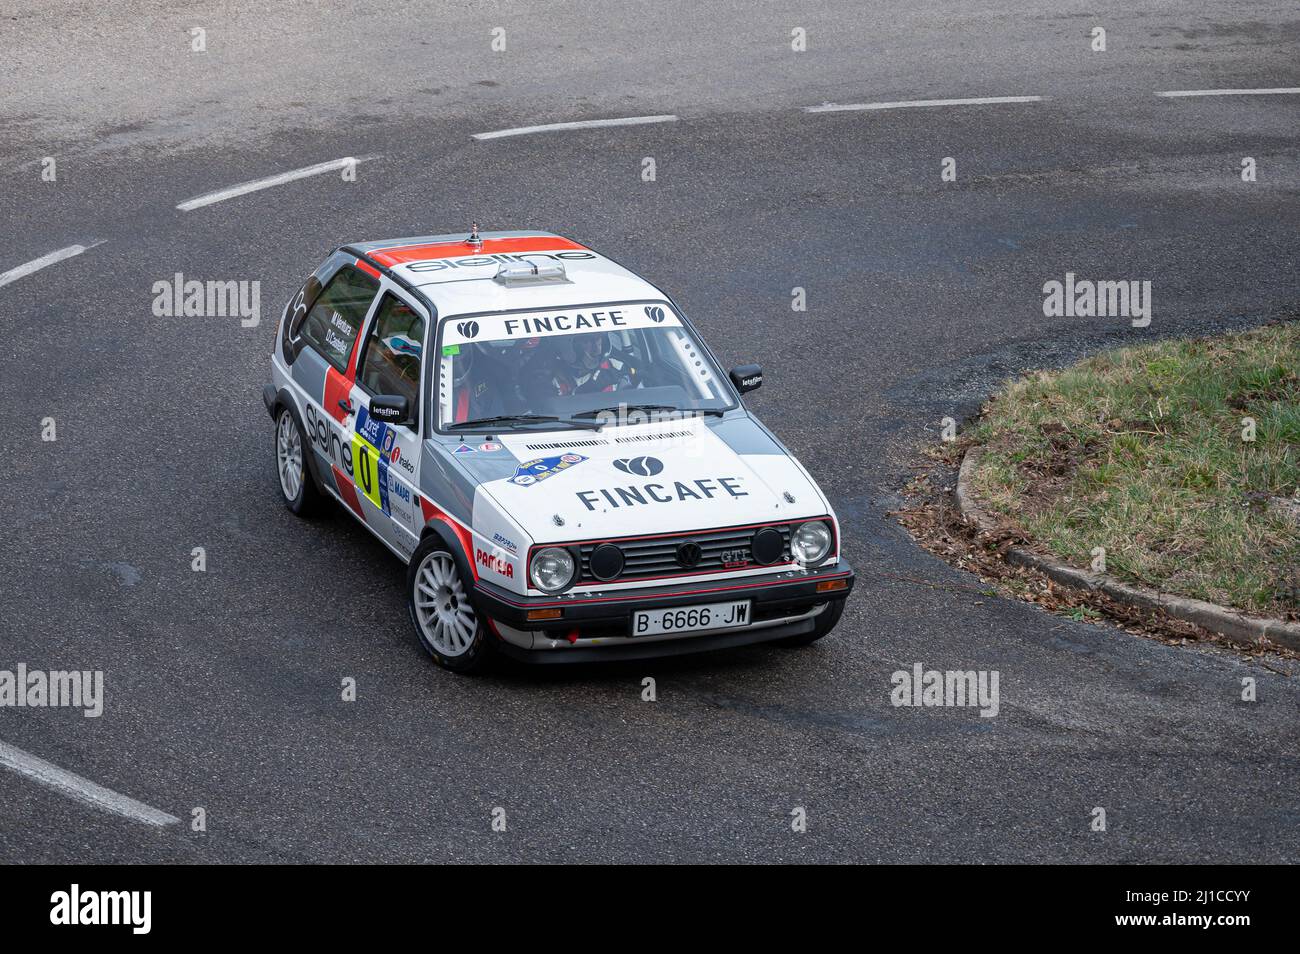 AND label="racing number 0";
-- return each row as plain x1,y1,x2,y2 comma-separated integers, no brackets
351,434,382,508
